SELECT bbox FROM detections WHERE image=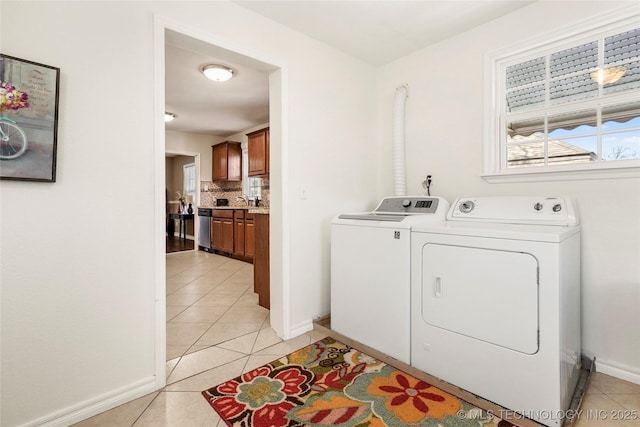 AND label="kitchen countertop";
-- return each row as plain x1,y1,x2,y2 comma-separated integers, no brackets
198,206,269,214
199,206,249,210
